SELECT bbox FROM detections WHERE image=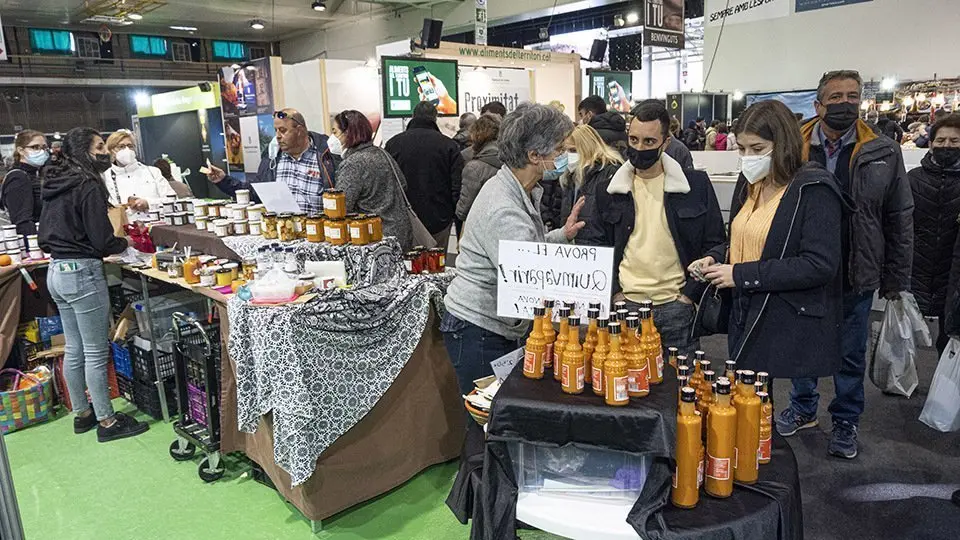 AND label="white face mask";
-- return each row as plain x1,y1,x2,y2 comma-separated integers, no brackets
740,151,773,184
566,151,580,173
268,137,279,160
327,135,343,156
115,147,137,167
